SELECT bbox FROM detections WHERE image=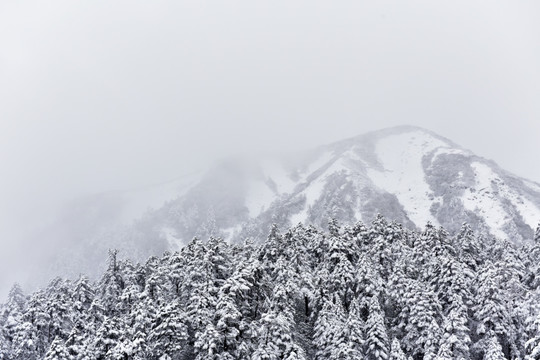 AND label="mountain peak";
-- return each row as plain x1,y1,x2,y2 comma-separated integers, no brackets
135,126,539,249
42,126,540,283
